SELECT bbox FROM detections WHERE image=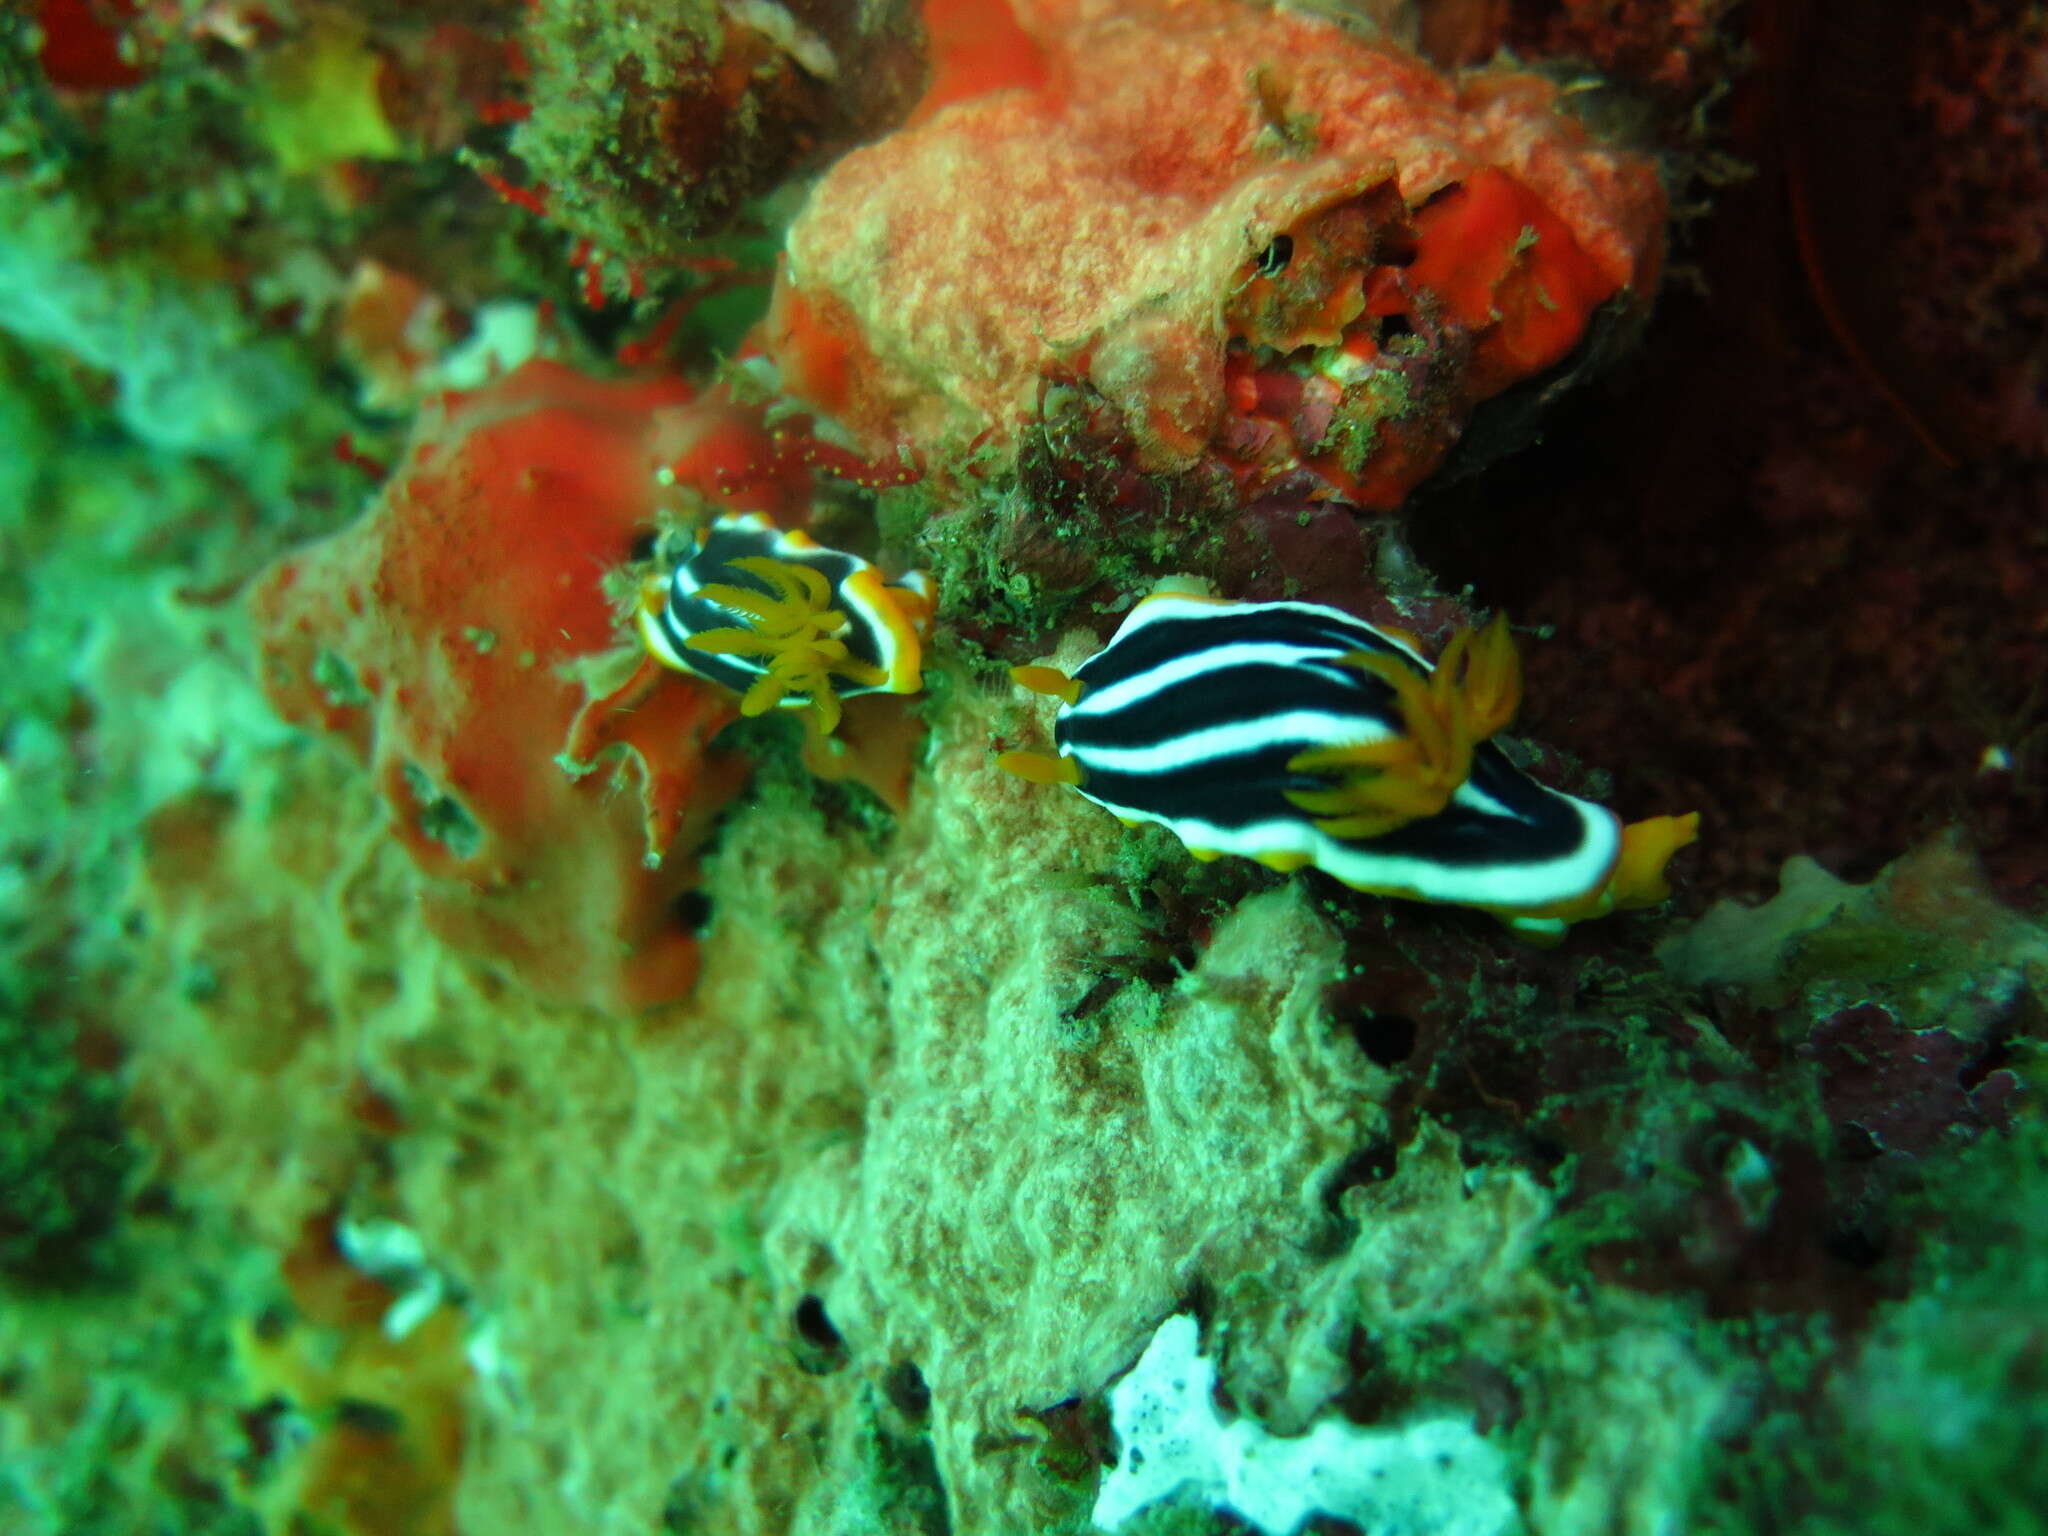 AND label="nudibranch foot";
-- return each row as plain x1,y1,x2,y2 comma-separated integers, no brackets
1605,812,1704,913
1485,812,1703,943
637,511,932,738
994,749,1083,787
998,593,1698,936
